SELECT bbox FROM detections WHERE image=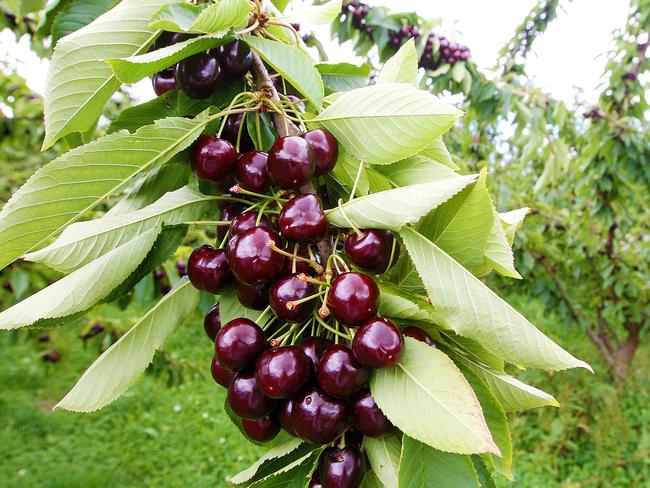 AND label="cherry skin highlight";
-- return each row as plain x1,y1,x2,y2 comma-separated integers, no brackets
268,136,316,189
175,52,222,99
203,304,221,341
352,317,404,368
217,40,252,78
255,346,311,399
187,245,233,294
215,318,266,371
279,194,329,243
317,345,369,398
291,387,349,444
269,274,317,323
191,135,237,181
236,151,271,193
228,370,276,420
350,389,394,437
303,129,338,176
242,415,280,443
228,226,285,284
327,272,380,327
344,229,396,274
